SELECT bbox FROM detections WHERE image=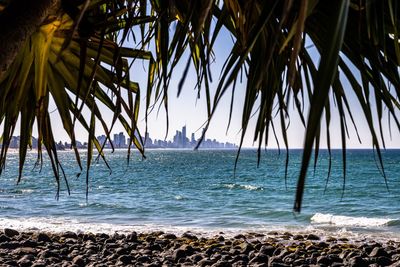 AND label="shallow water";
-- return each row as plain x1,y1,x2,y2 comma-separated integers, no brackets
0,149,399,239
